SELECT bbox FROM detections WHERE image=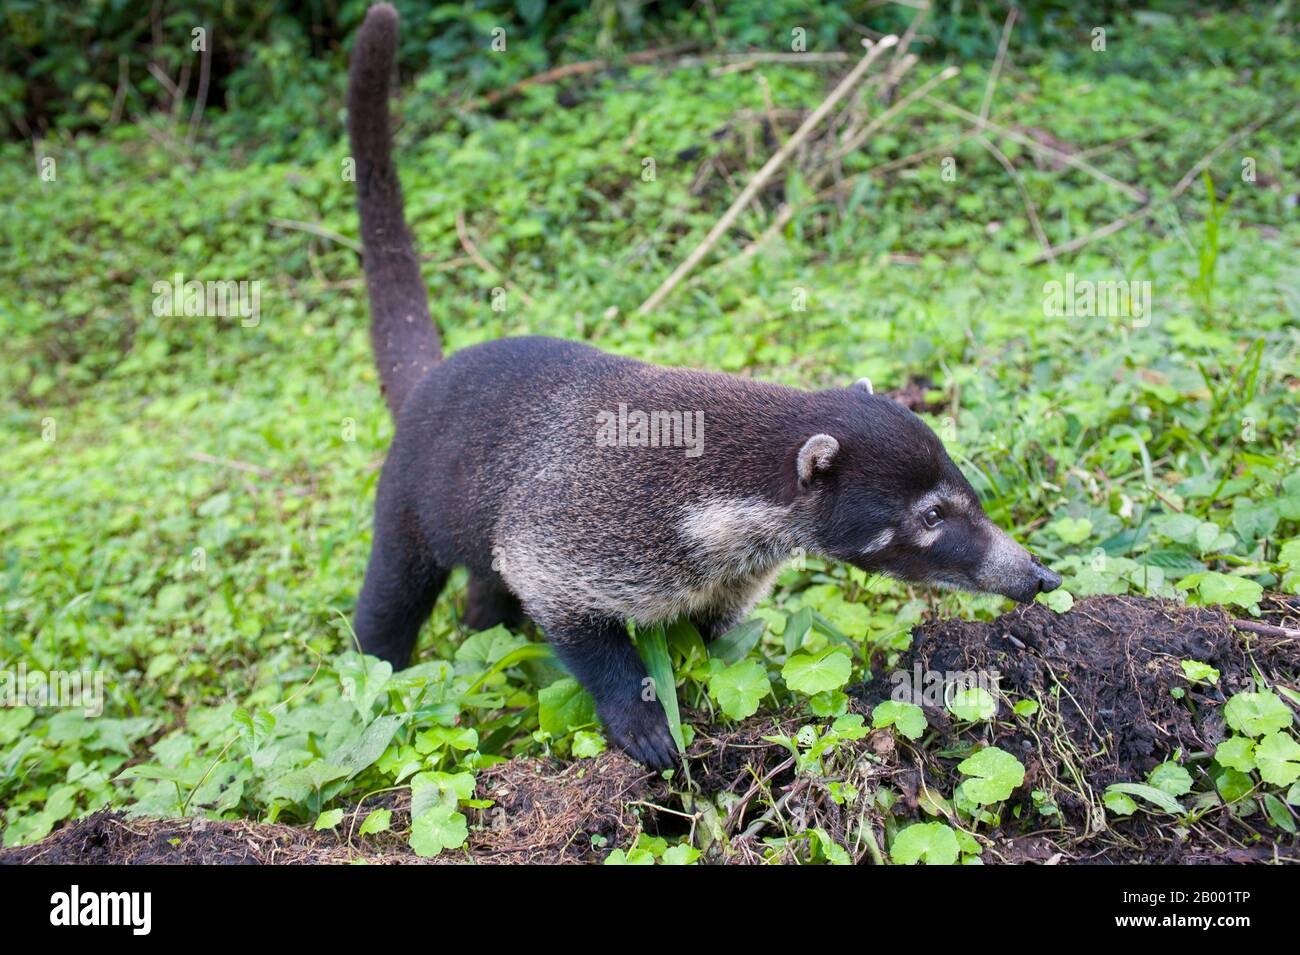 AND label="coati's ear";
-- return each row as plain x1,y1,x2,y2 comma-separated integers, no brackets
796,434,840,488
853,377,873,394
